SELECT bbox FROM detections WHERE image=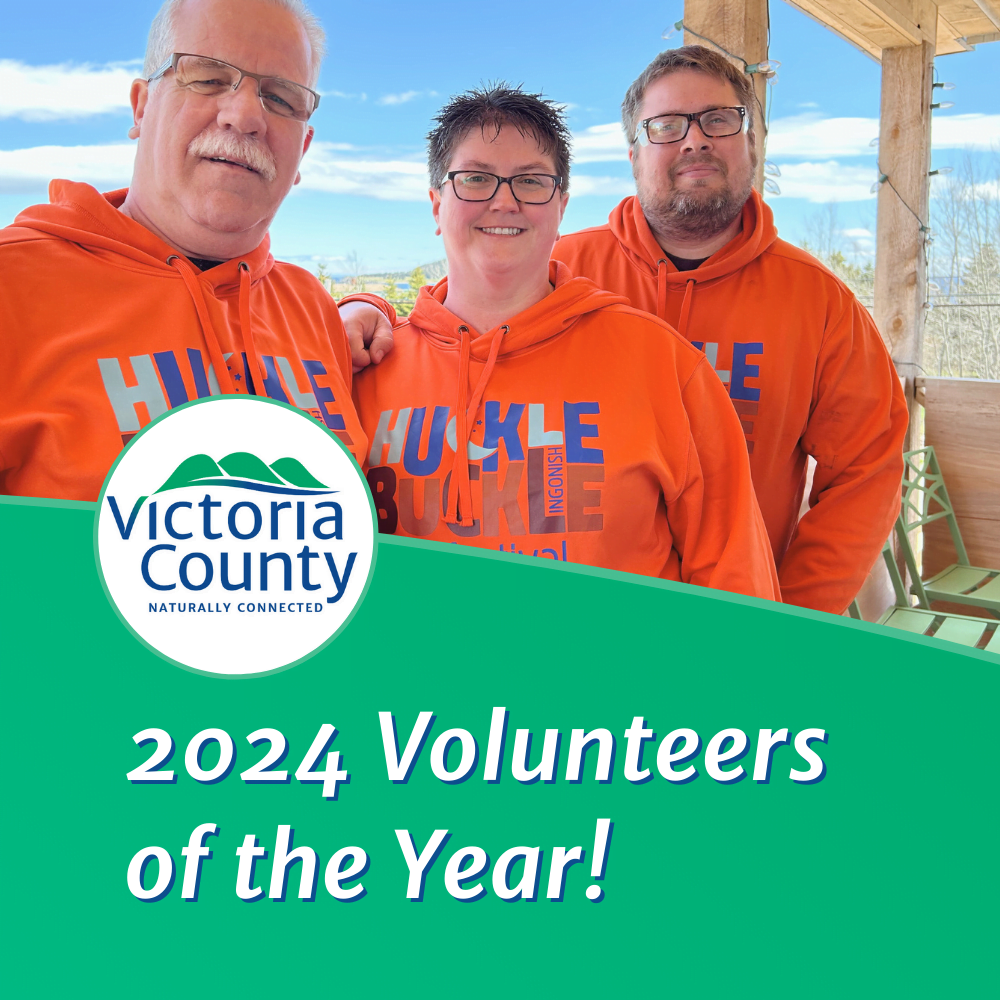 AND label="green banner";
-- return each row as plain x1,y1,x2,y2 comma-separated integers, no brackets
3,497,996,996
